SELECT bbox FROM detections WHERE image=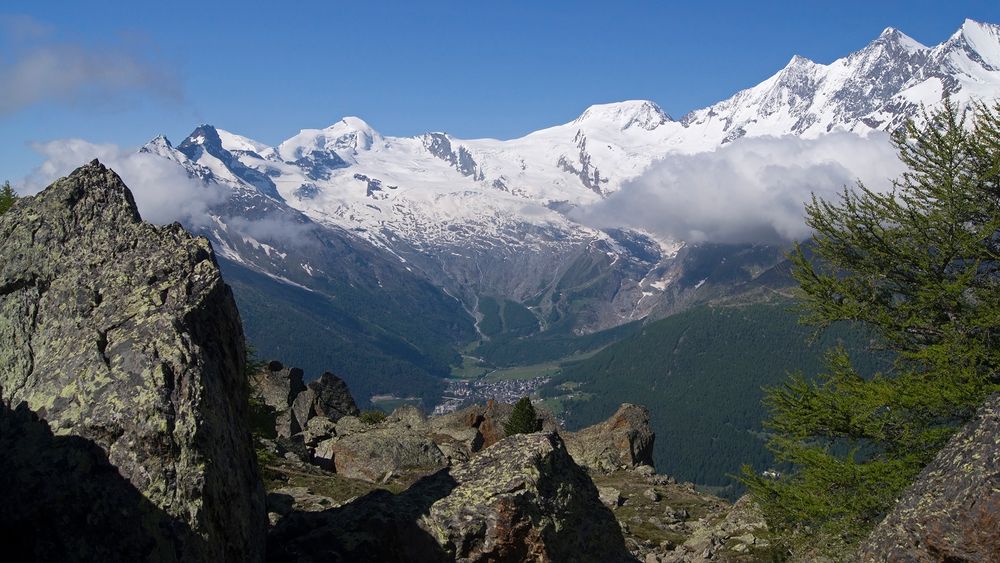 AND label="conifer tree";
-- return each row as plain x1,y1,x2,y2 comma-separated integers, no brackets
742,101,1000,551
0,181,17,215
505,397,542,436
